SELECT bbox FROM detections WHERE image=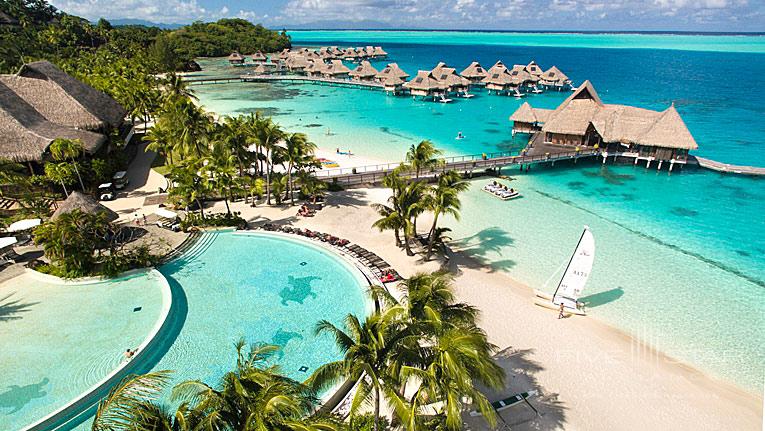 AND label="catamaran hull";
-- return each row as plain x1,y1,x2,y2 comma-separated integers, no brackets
533,291,586,315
